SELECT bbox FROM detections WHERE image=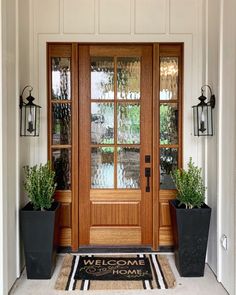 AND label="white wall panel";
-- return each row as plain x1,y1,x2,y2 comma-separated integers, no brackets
135,0,166,34
206,0,220,276
35,0,60,34
170,0,197,34
63,0,95,34
217,0,236,293
99,0,131,34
